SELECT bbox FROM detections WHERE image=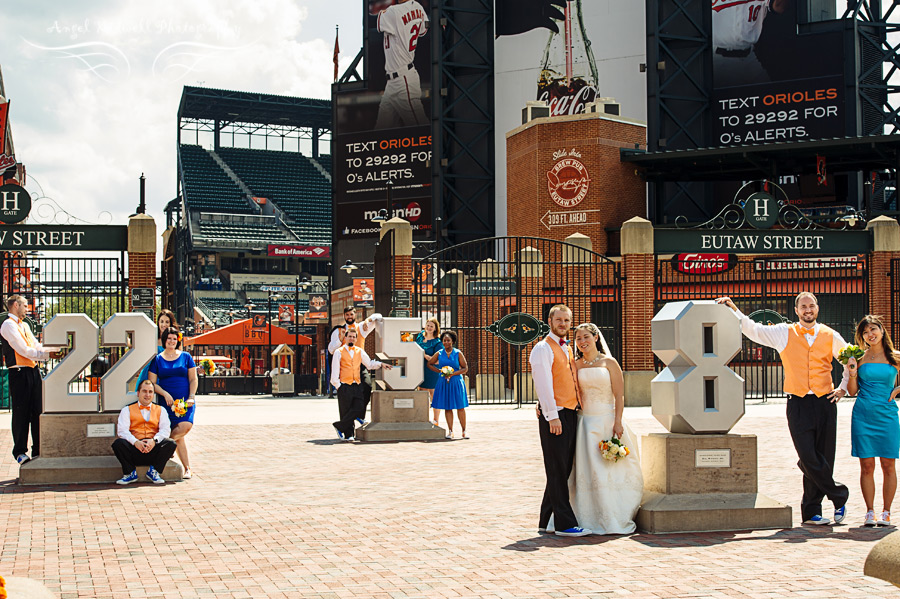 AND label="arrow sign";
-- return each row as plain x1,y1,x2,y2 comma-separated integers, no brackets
540,209,605,230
